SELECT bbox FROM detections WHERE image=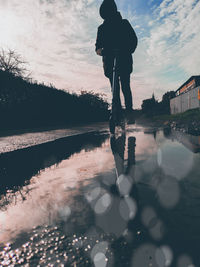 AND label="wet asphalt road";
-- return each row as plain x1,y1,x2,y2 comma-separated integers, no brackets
0,125,200,267
0,123,108,154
